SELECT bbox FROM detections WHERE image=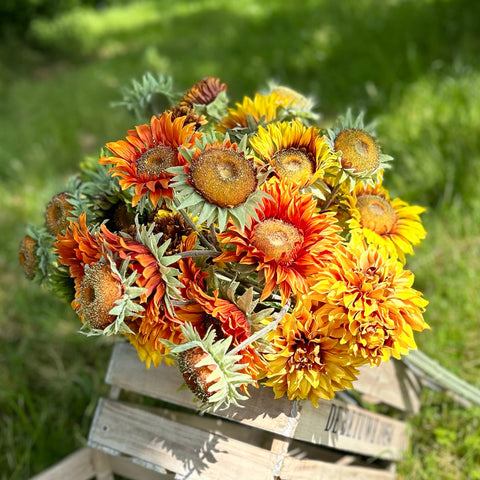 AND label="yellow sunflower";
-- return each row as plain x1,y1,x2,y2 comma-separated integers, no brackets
99,112,199,208
347,183,426,263
263,302,359,405
309,240,429,366
216,179,342,303
249,119,336,188
217,92,283,134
